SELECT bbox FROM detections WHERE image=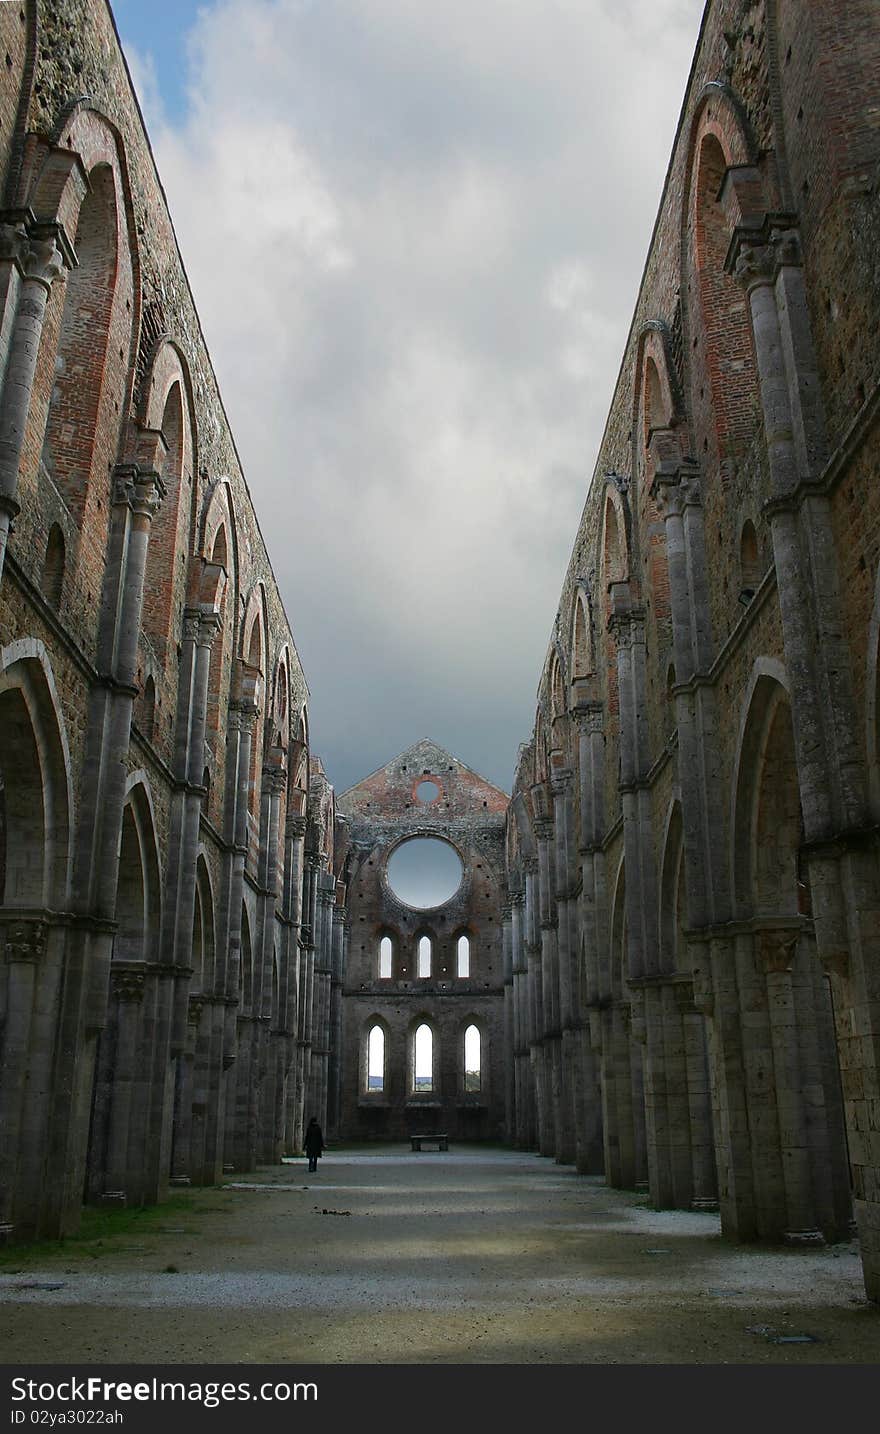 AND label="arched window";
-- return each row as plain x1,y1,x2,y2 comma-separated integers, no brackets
379,935,392,979
137,674,156,741
43,525,65,609
41,164,119,522
572,591,592,679
413,1023,433,1093
739,520,760,603
367,1025,385,1093
418,934,432,978
464,1025,481,1092
456,934,470,977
